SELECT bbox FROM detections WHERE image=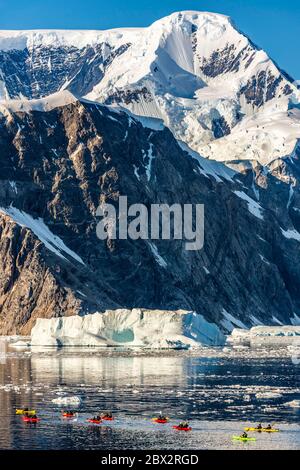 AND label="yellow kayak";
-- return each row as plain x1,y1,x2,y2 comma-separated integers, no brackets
232,436,256,442
244,427,279,433
16,409,36,416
